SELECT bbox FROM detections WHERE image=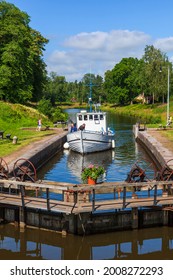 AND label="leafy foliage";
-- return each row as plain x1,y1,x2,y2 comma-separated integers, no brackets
0,1,48,103
37,99,52,117
0,101,48,128
50,108,68,123
37,98,68,122
0,3,172,110
142,45,171,103
104,58,142,105
104,46,172,106
81,164,105,181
